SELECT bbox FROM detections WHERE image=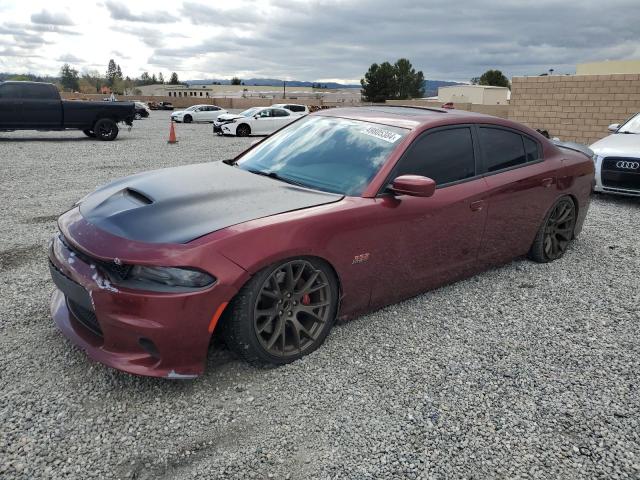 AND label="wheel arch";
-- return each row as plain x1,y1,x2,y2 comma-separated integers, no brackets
213,253,344,334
